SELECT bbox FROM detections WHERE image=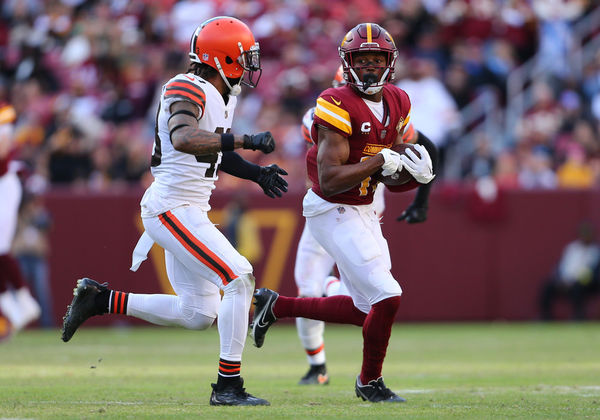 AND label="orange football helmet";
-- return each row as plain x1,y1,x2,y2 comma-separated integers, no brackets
332,65,346,88
338,23,397,95
189,16,261,95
